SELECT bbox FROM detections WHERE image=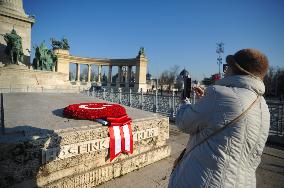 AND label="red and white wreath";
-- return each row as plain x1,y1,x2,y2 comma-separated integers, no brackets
63,103,127,120
63,102,133,161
